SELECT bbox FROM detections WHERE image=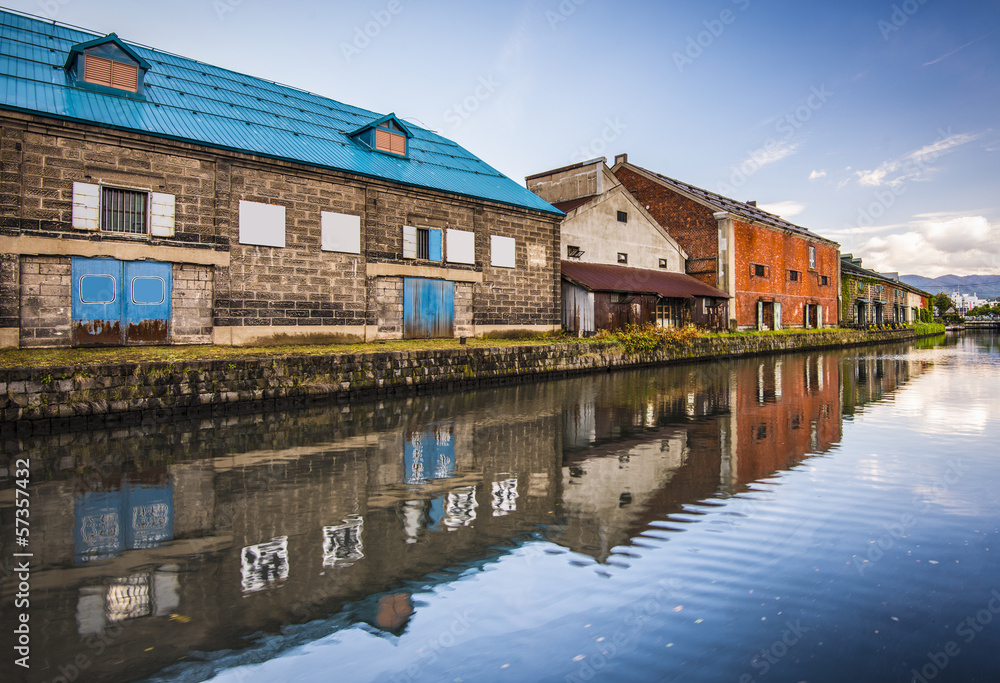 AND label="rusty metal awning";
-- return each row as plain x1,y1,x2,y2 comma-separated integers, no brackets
561,260,728,300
